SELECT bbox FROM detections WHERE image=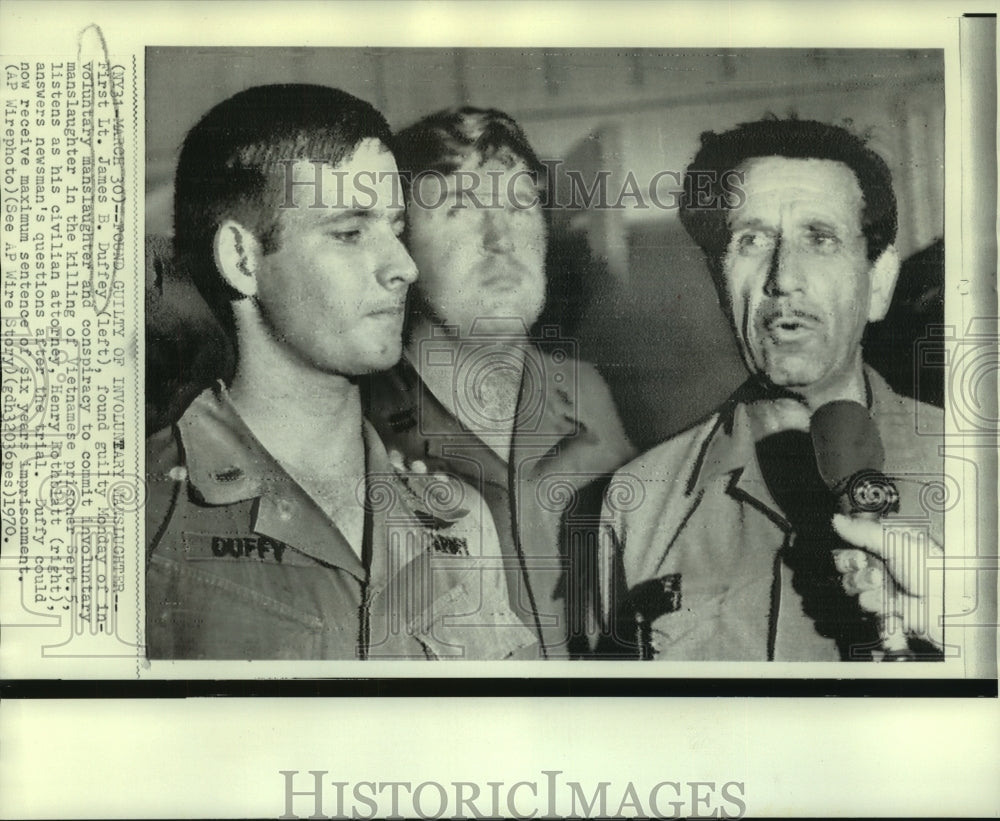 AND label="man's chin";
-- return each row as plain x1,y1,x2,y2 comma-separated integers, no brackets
343,343,403,377
369,346,403,373
436,308,539,337
465,316,534,337
752,350,823,387
749,363,823,398
479,297,544,330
